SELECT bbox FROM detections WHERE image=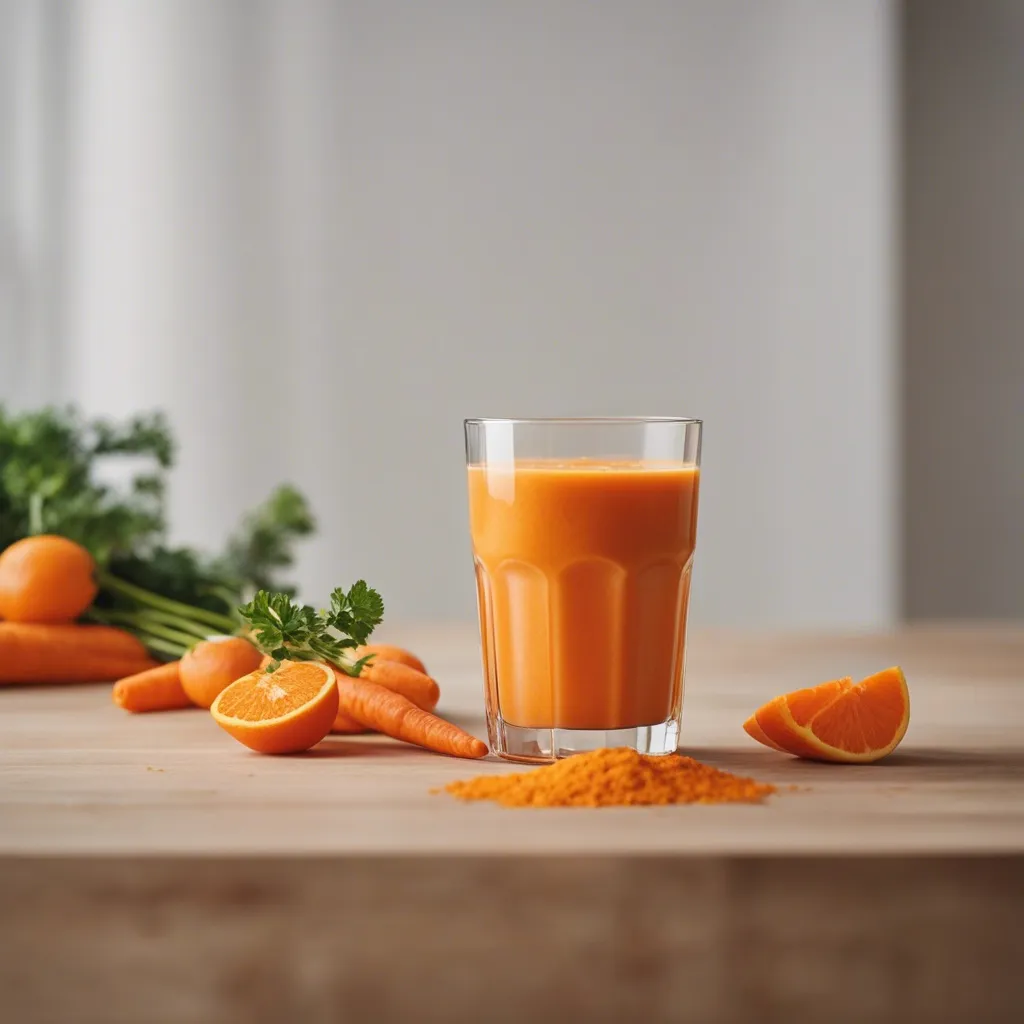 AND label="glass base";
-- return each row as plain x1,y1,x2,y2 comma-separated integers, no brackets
489,717,681,763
